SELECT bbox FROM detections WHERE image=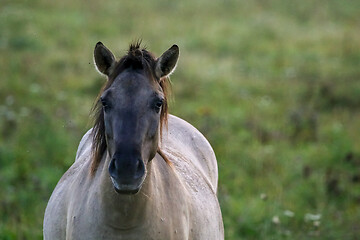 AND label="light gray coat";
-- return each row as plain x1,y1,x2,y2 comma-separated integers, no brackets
43,115,224,240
